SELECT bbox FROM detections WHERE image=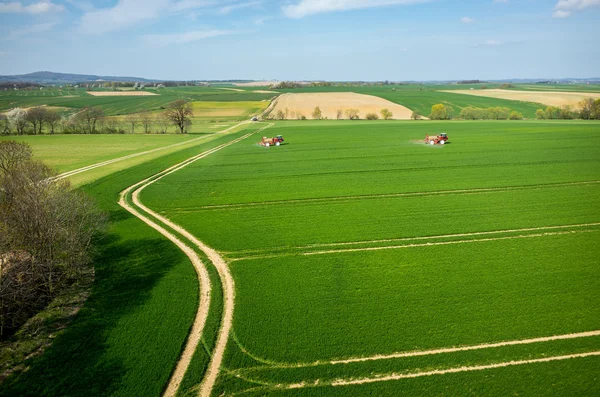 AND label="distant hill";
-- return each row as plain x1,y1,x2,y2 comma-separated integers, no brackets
0,71,157,85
